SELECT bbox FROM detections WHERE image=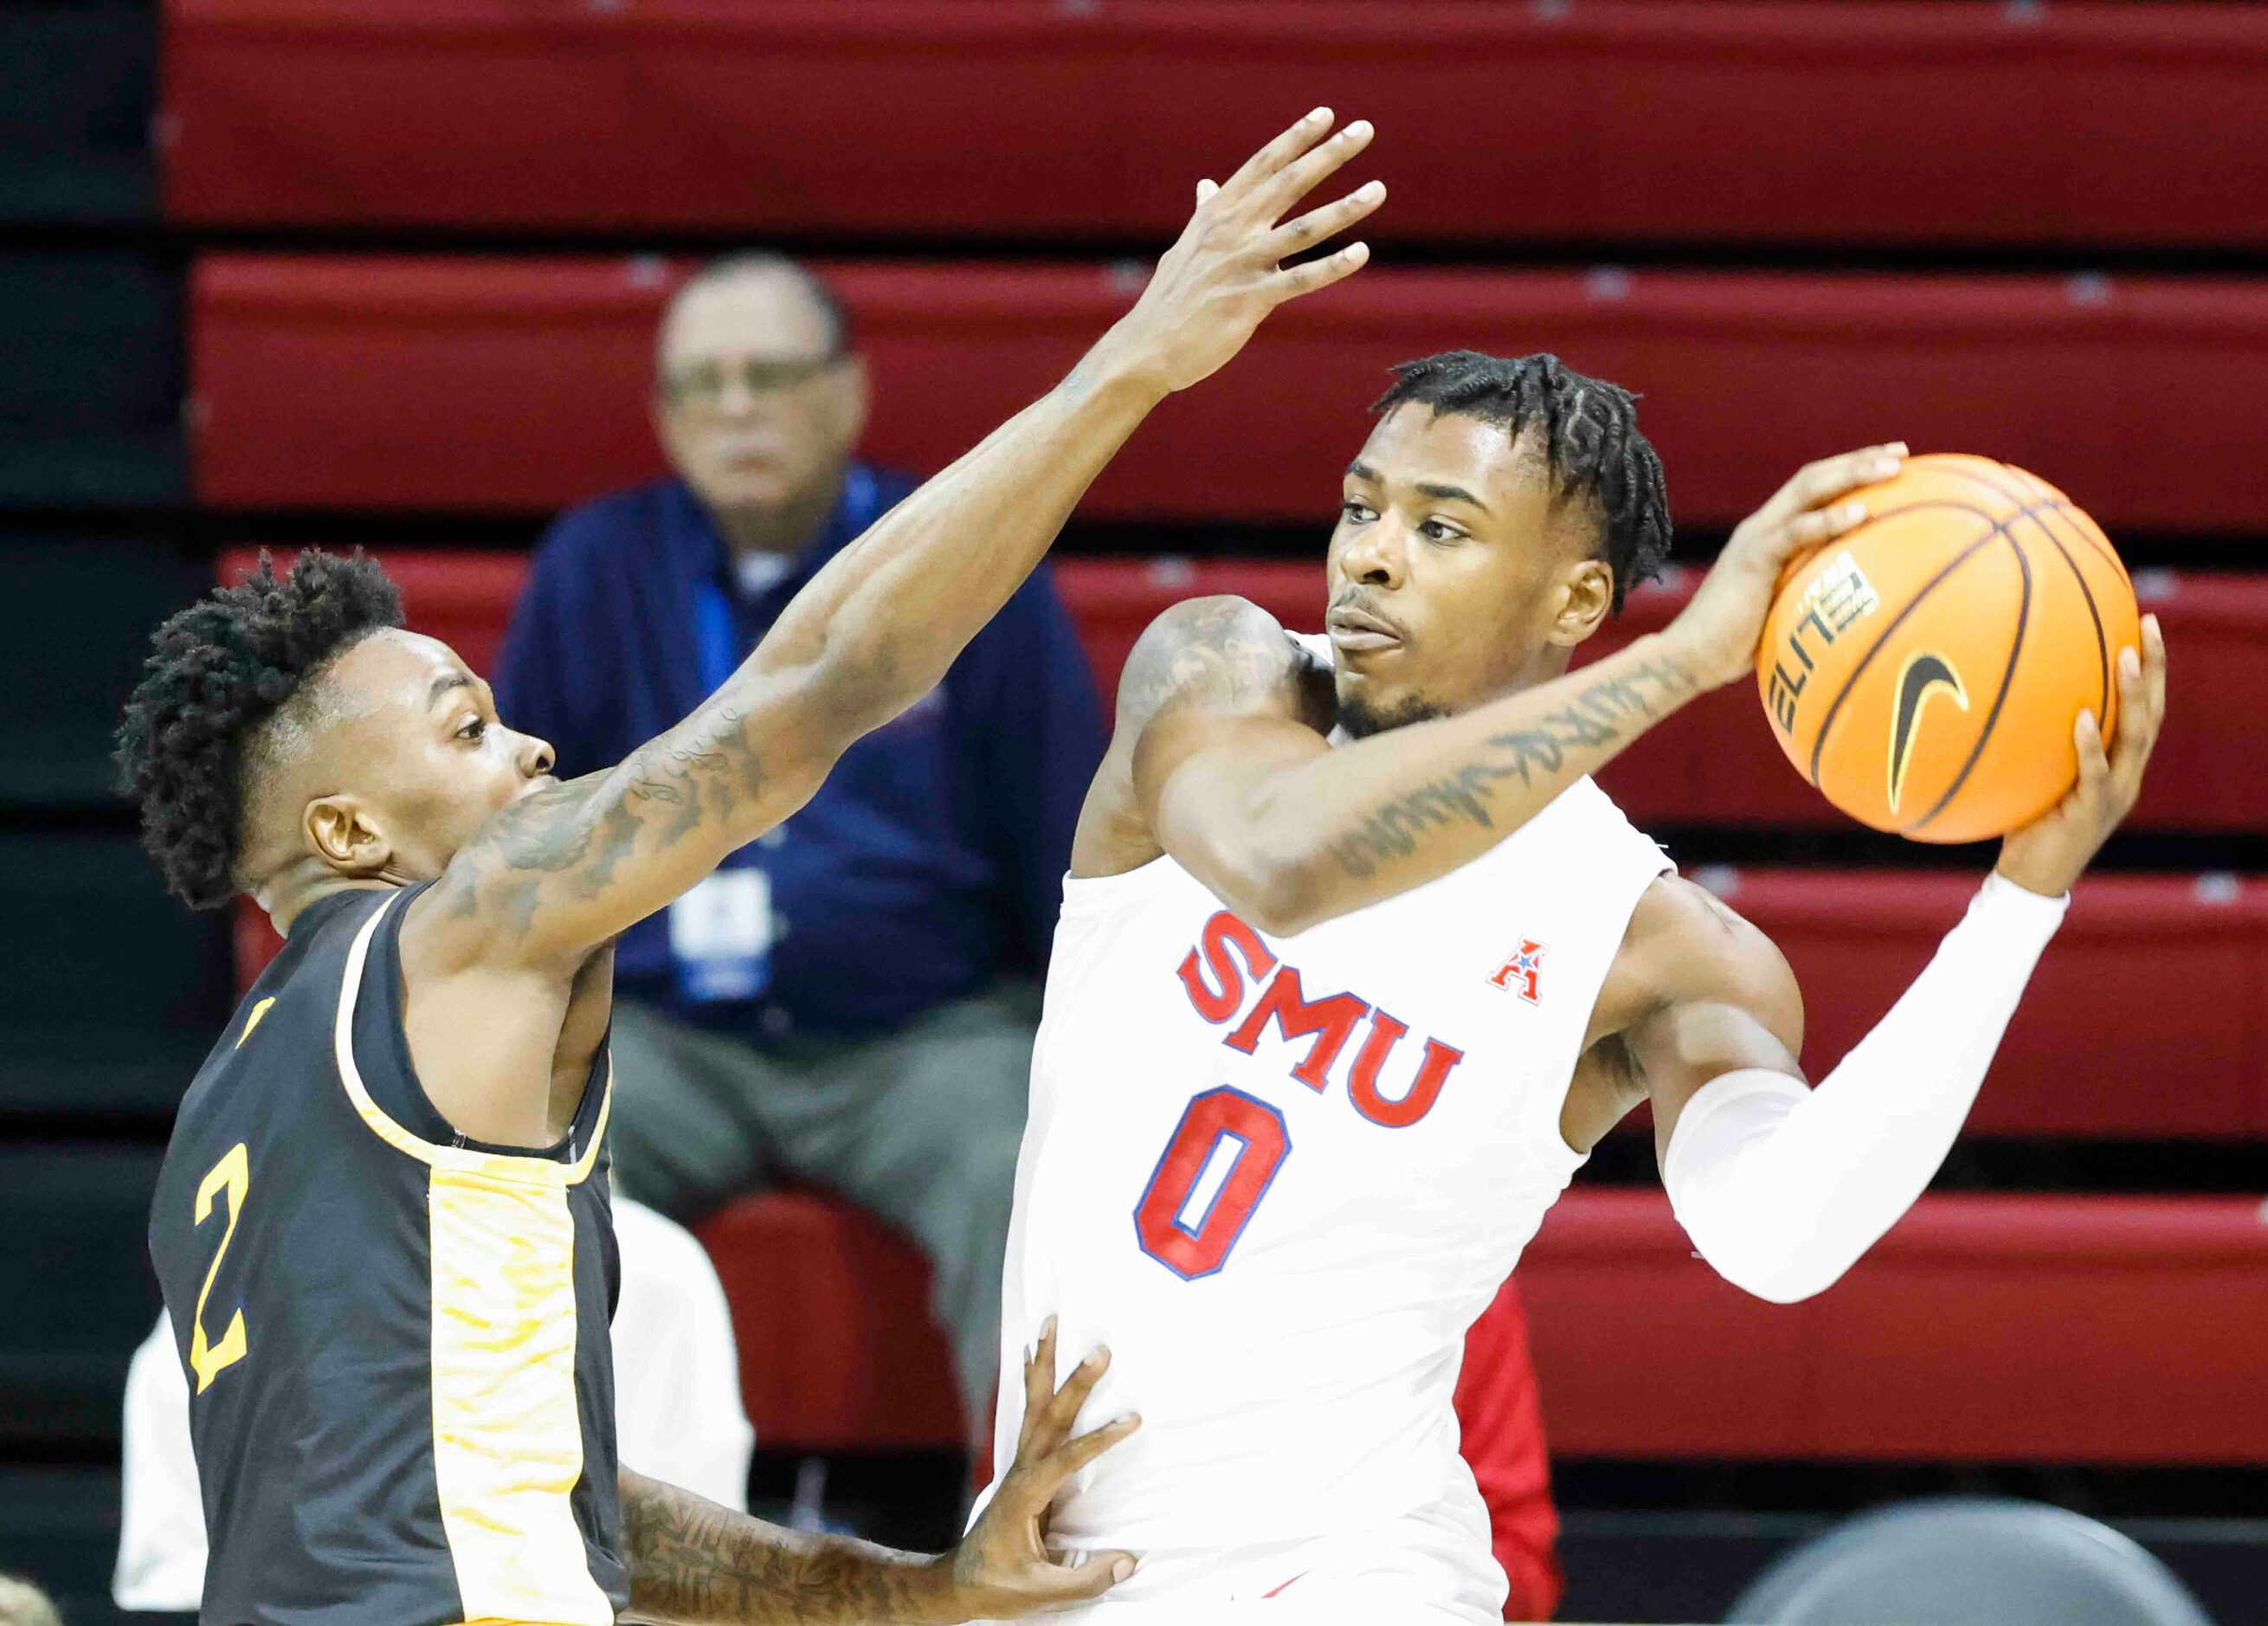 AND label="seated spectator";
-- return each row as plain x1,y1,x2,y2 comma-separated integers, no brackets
493,254,1105,1445
115,1197,752,1611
